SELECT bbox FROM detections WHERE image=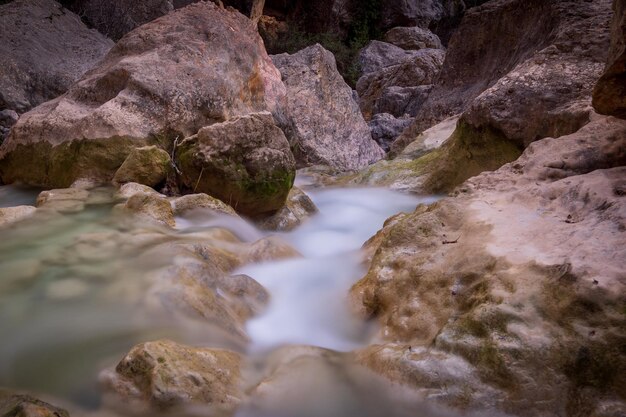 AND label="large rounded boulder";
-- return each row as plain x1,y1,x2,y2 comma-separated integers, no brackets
0,1,285,188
